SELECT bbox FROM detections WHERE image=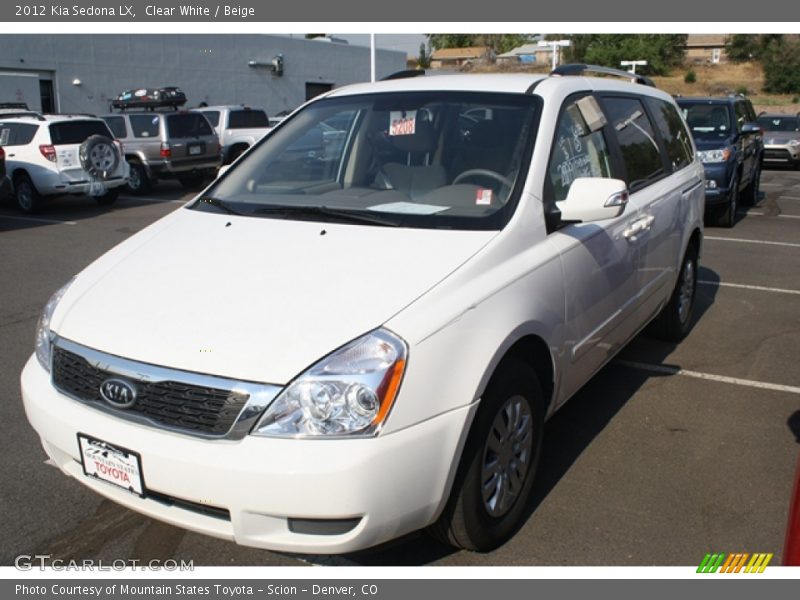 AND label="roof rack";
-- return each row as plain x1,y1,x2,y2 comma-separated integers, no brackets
381,69,426,81
110,87,187,112
0,102,29,110
551,64,655,87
